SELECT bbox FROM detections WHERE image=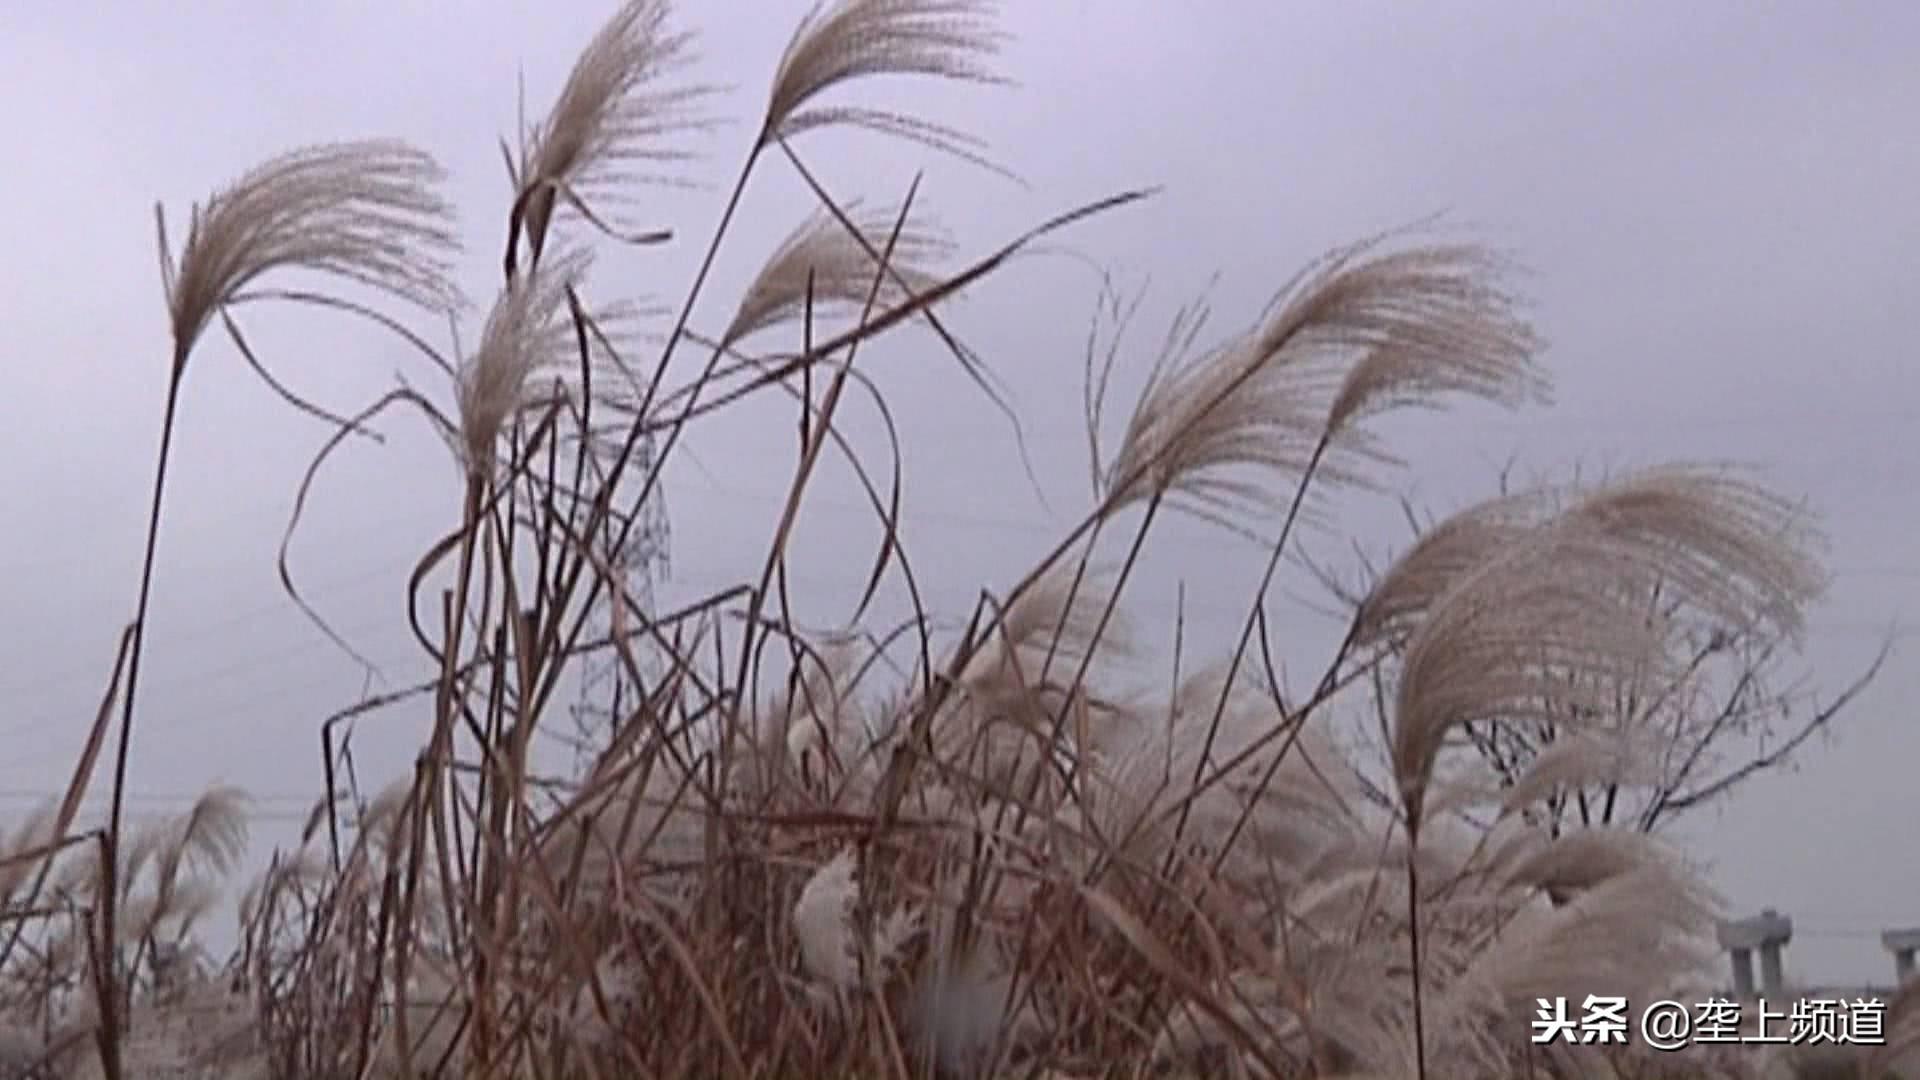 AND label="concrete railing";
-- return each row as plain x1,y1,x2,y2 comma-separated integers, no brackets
1718,908,1794,997
1716,910,1920,994
1885,927,1920,986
